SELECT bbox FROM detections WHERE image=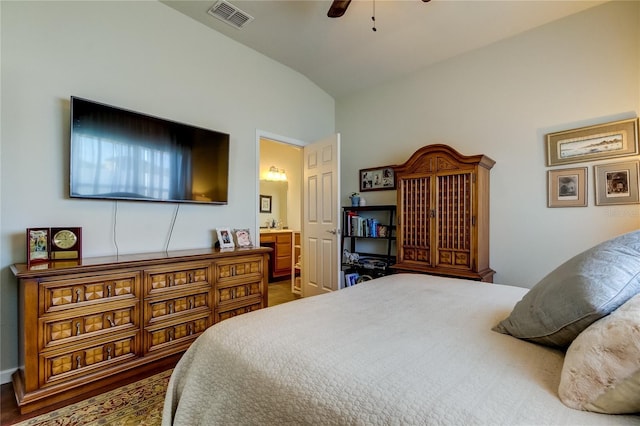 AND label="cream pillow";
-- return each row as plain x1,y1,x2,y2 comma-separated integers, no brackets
558,293,640,414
